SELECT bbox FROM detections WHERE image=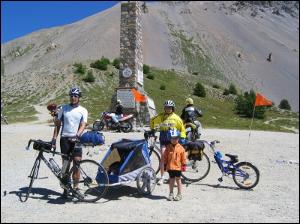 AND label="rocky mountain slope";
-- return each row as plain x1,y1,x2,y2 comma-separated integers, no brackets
1,1,299,111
